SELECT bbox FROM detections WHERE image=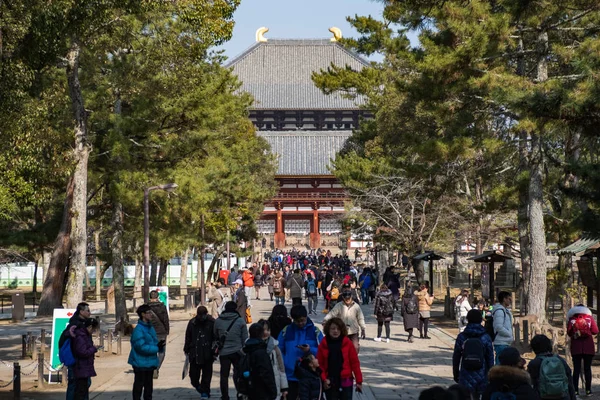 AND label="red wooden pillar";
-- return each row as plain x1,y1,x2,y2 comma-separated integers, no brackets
310,204,321,249
274,204,285,249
